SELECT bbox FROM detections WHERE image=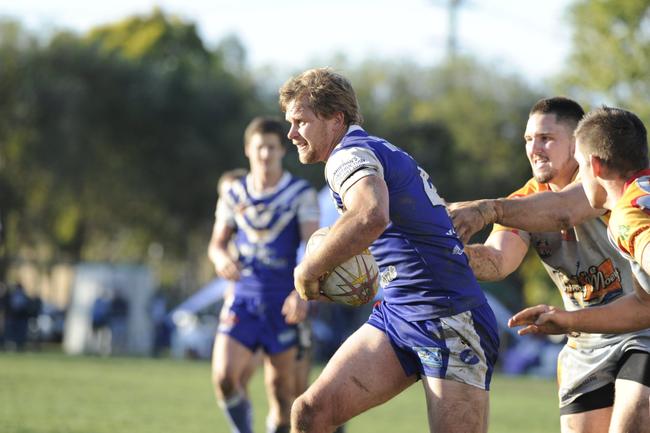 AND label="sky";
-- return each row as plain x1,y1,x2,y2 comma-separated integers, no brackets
0,0,573,84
